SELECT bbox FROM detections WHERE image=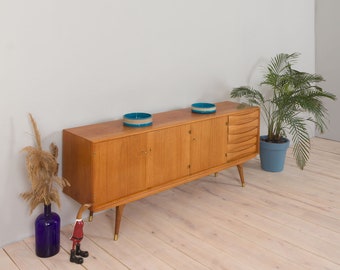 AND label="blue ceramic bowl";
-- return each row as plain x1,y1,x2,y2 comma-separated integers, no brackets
191,103,216,114
123,112,152,127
